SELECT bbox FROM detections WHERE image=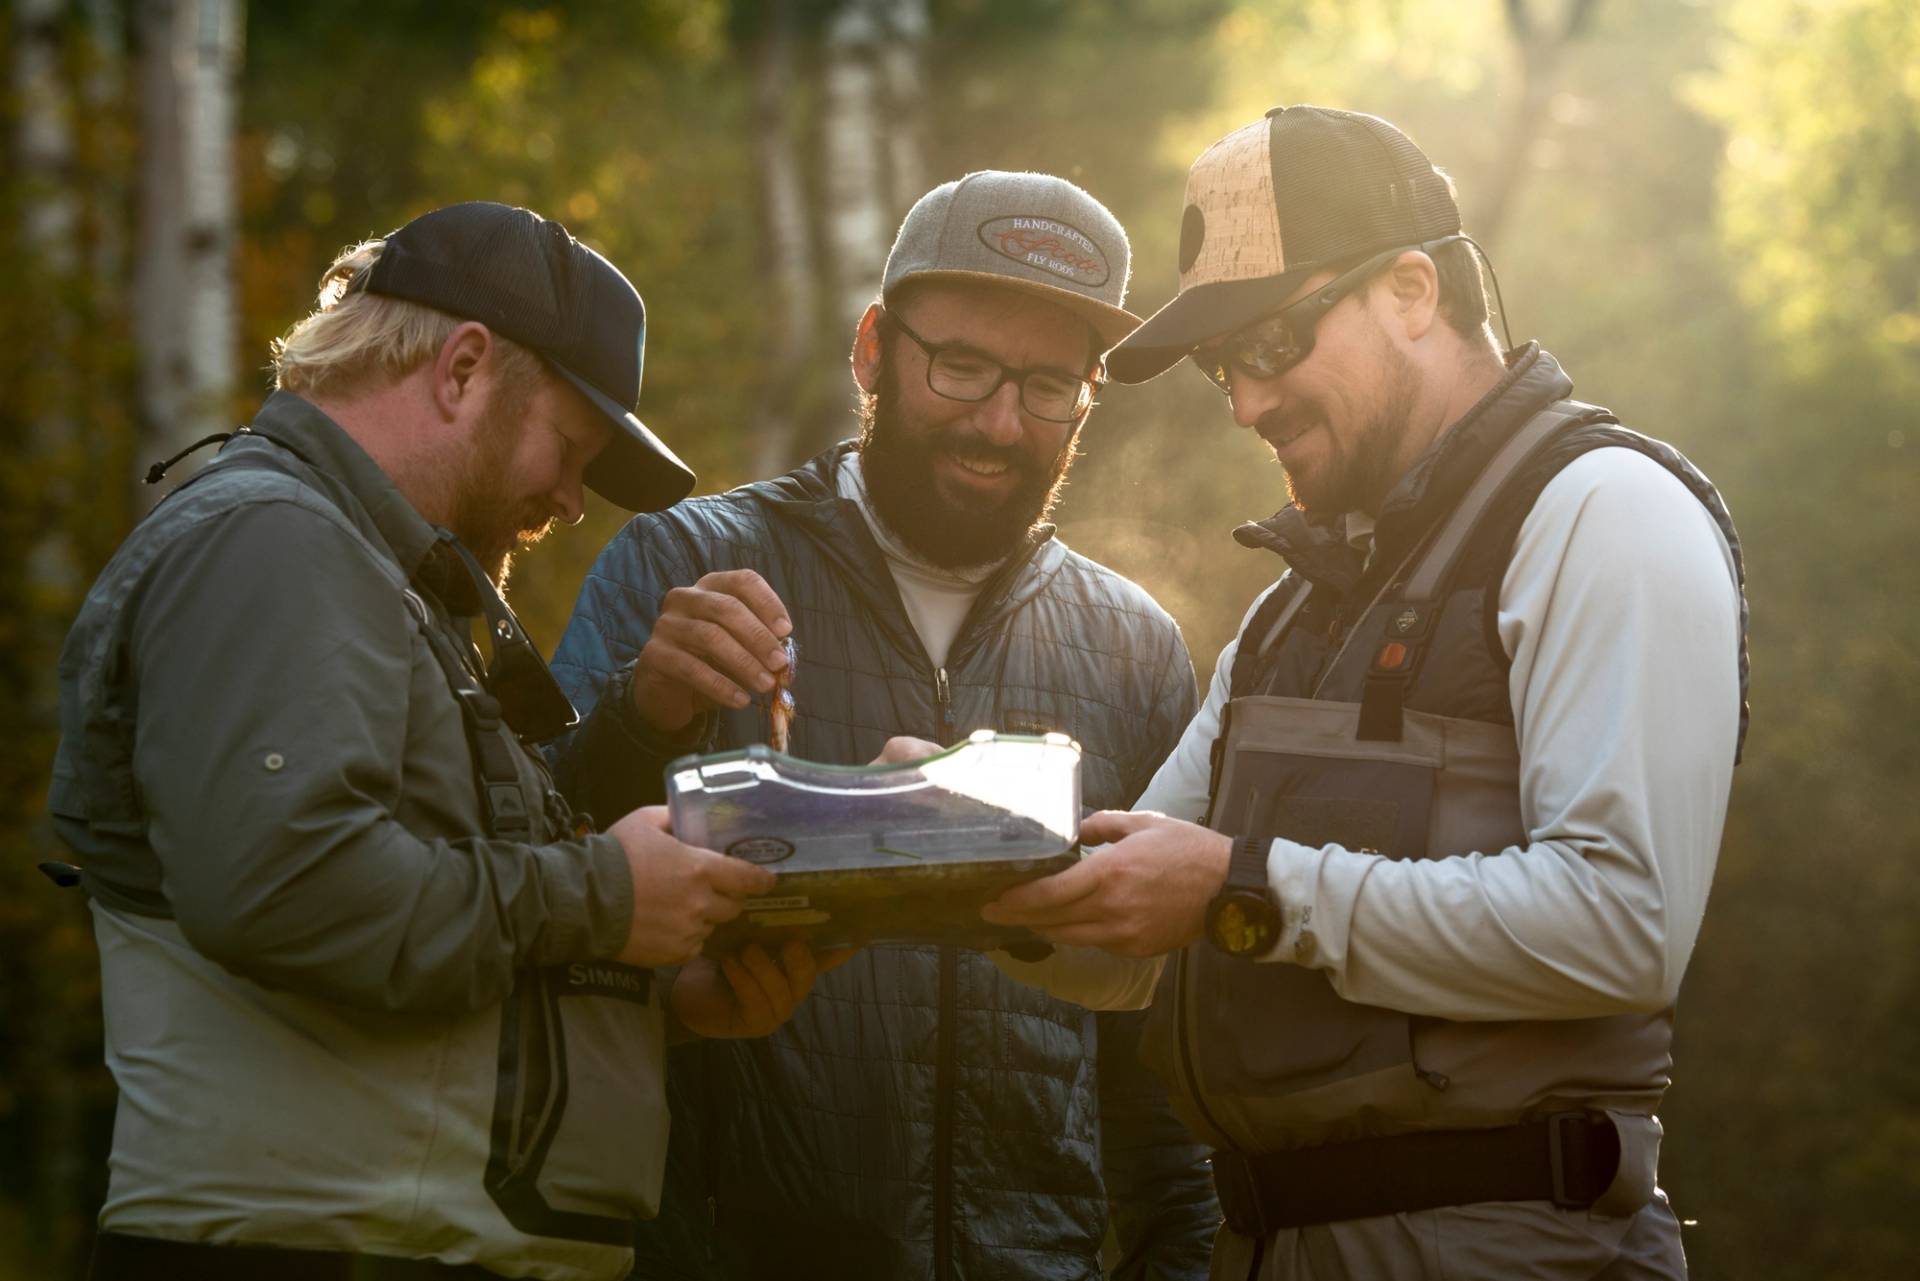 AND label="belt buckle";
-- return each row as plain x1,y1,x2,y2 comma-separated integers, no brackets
1547,1111,1595,1209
